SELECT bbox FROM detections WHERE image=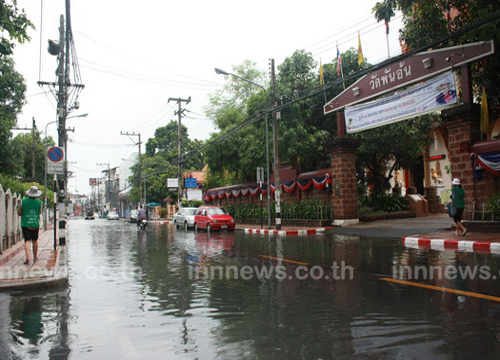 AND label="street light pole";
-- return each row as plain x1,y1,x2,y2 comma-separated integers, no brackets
215,67,272,229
